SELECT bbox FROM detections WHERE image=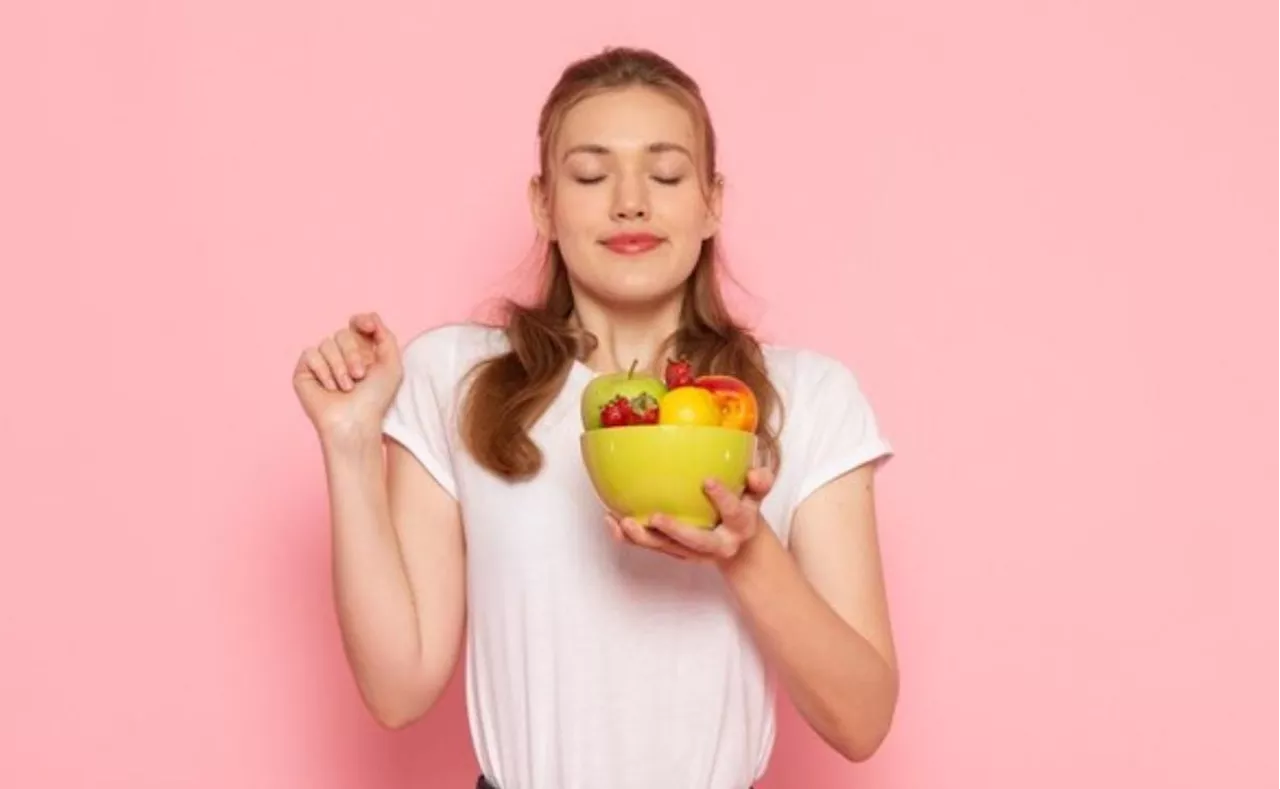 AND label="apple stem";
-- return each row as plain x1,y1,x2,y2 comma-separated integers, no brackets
627,358,638,378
